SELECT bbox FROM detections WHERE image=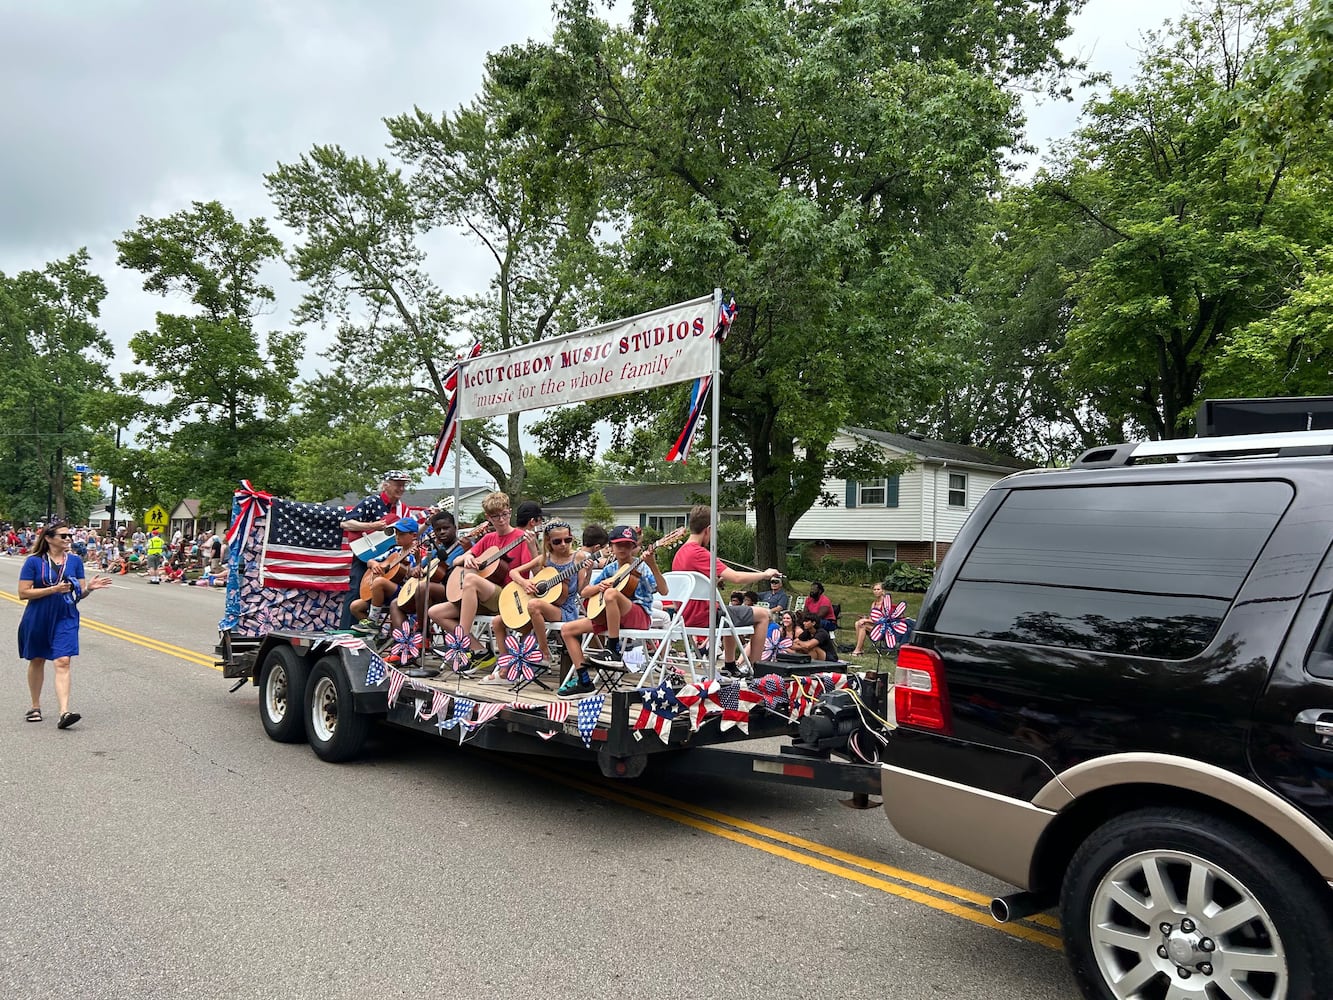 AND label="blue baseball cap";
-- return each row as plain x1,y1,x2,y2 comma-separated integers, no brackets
608,525,639,544
393,517,420,533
